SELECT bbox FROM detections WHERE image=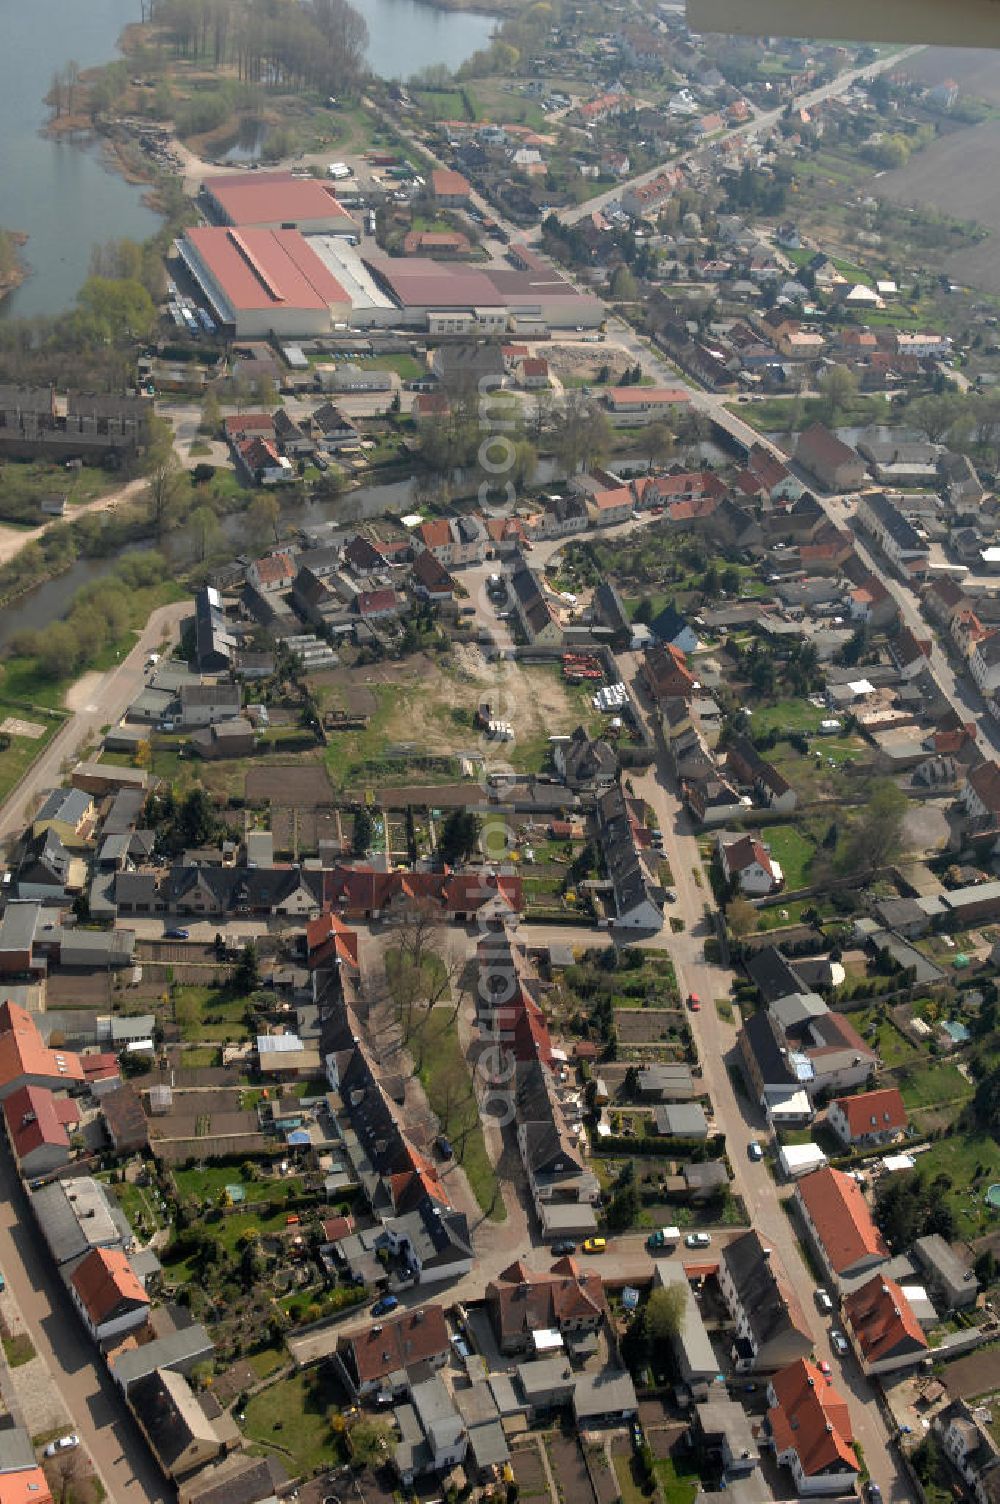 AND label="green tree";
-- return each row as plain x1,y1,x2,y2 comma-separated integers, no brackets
606,1180,639,1230
352,804,374,857
907,392,966,444
234,943,260,994
247,493,281,551
190,504,222,562
817,364,858,424
439,808,481,865
348,1418,396,1467
838,778,907,876
610,265,638,300
645,1282,687,1342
